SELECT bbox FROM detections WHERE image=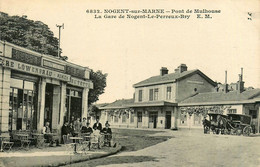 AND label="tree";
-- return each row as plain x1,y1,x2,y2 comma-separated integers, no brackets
0,12,59,56
88,70,108,105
